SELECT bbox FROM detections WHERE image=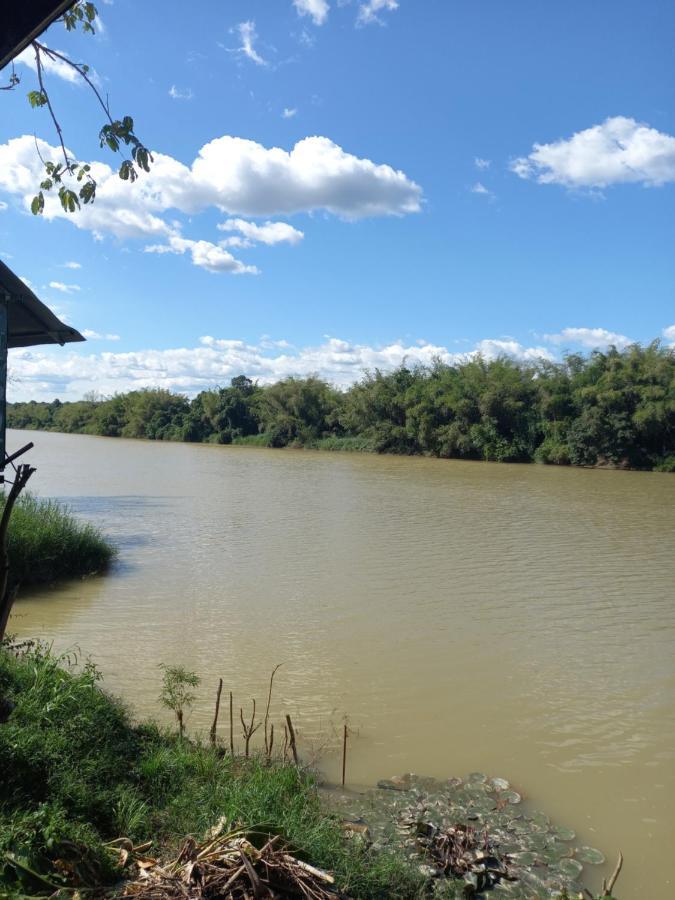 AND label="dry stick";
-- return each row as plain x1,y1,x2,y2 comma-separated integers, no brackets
0,464,35,643
263,663,283,756
603,851,623,897
209,678,223,748
341,724,348,787
268,722,274,760
229,692,234,756
283,725,289,762
240,699,261,758
285,714,299,766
